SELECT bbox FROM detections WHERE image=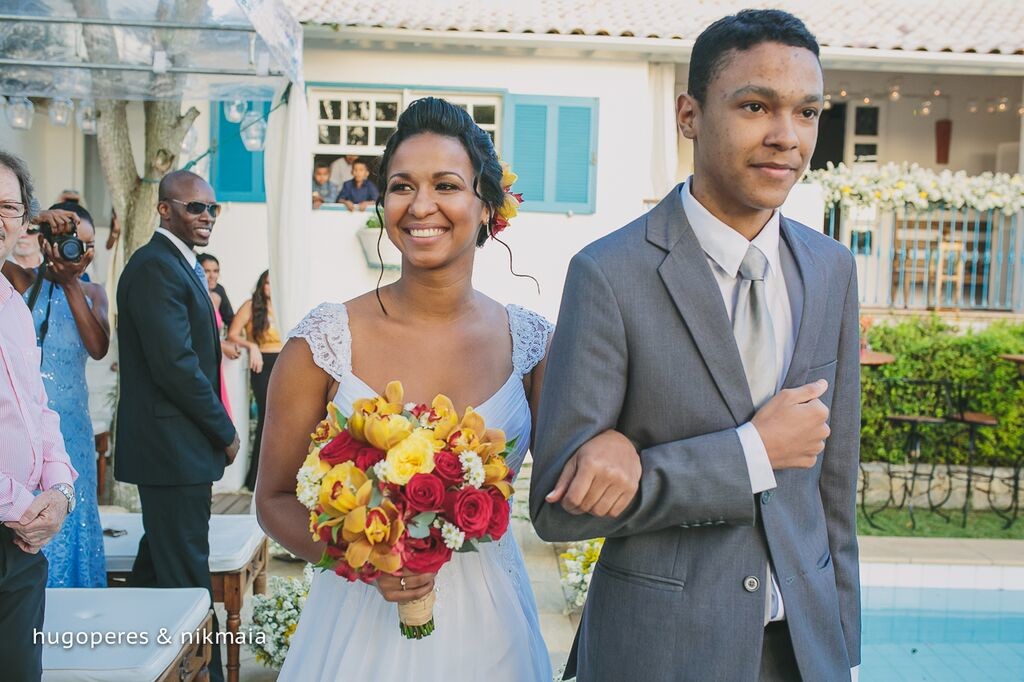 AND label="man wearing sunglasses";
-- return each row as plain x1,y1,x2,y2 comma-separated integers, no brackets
114,170,238,682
